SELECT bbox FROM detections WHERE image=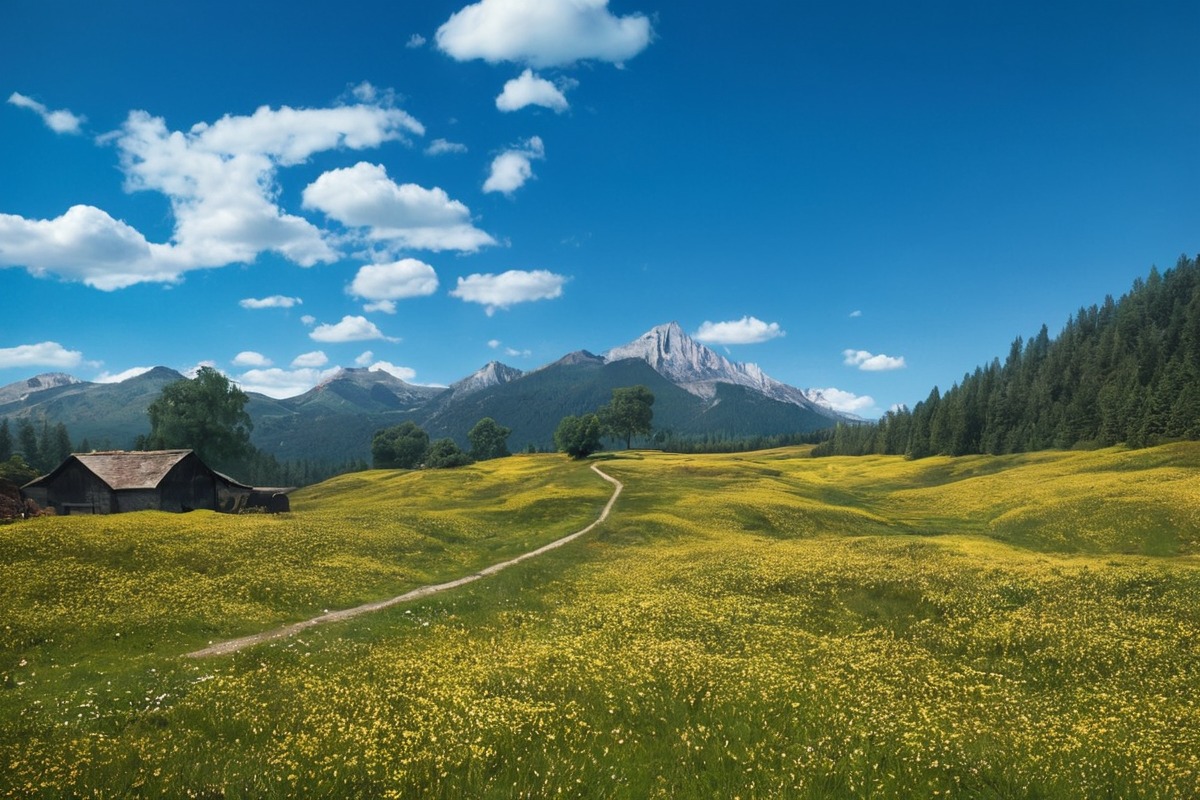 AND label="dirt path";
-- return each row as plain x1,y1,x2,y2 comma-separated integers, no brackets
186,463,622,659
